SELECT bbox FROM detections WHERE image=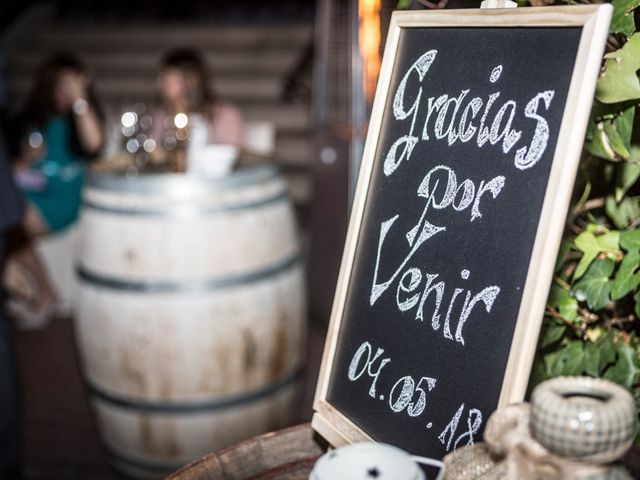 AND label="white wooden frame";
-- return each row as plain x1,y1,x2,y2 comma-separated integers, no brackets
312,4,612,448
